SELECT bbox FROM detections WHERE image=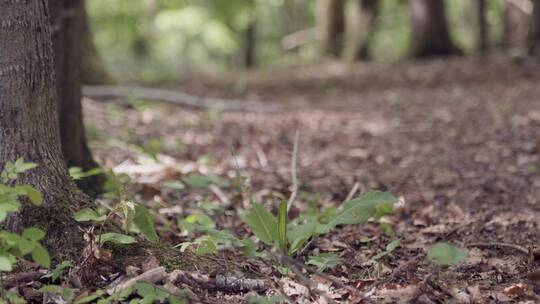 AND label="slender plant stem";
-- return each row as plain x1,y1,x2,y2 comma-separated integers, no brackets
286,131,300,212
